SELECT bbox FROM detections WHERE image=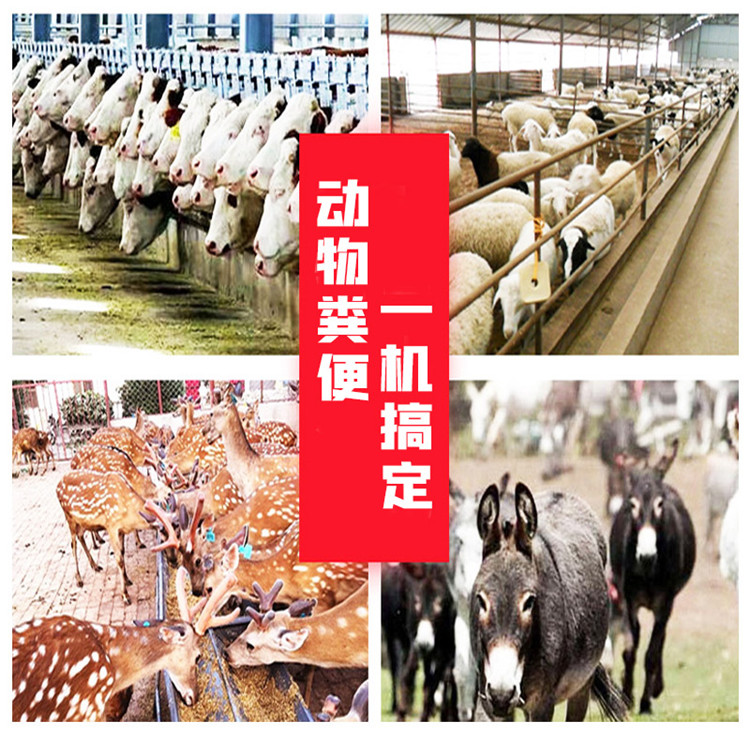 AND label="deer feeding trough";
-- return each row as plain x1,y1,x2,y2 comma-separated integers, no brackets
155,553,313,722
